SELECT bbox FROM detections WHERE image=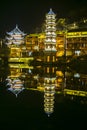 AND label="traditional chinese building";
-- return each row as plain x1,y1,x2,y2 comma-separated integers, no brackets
5,25,26,58
44,8,57,63
56,31,65,57
25,33,39,52
66,28,87,58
